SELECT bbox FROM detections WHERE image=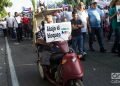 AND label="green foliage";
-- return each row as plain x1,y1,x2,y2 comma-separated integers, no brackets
31,0,36,12
0,8,7,18
64,0,77,6
0,0,12,18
